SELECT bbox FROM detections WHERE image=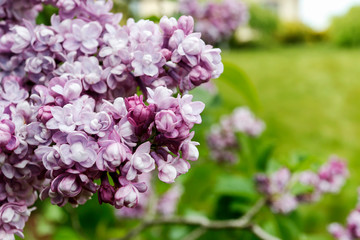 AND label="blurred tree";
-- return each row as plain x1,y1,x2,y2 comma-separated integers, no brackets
248,4,279,36
330,6,360,47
